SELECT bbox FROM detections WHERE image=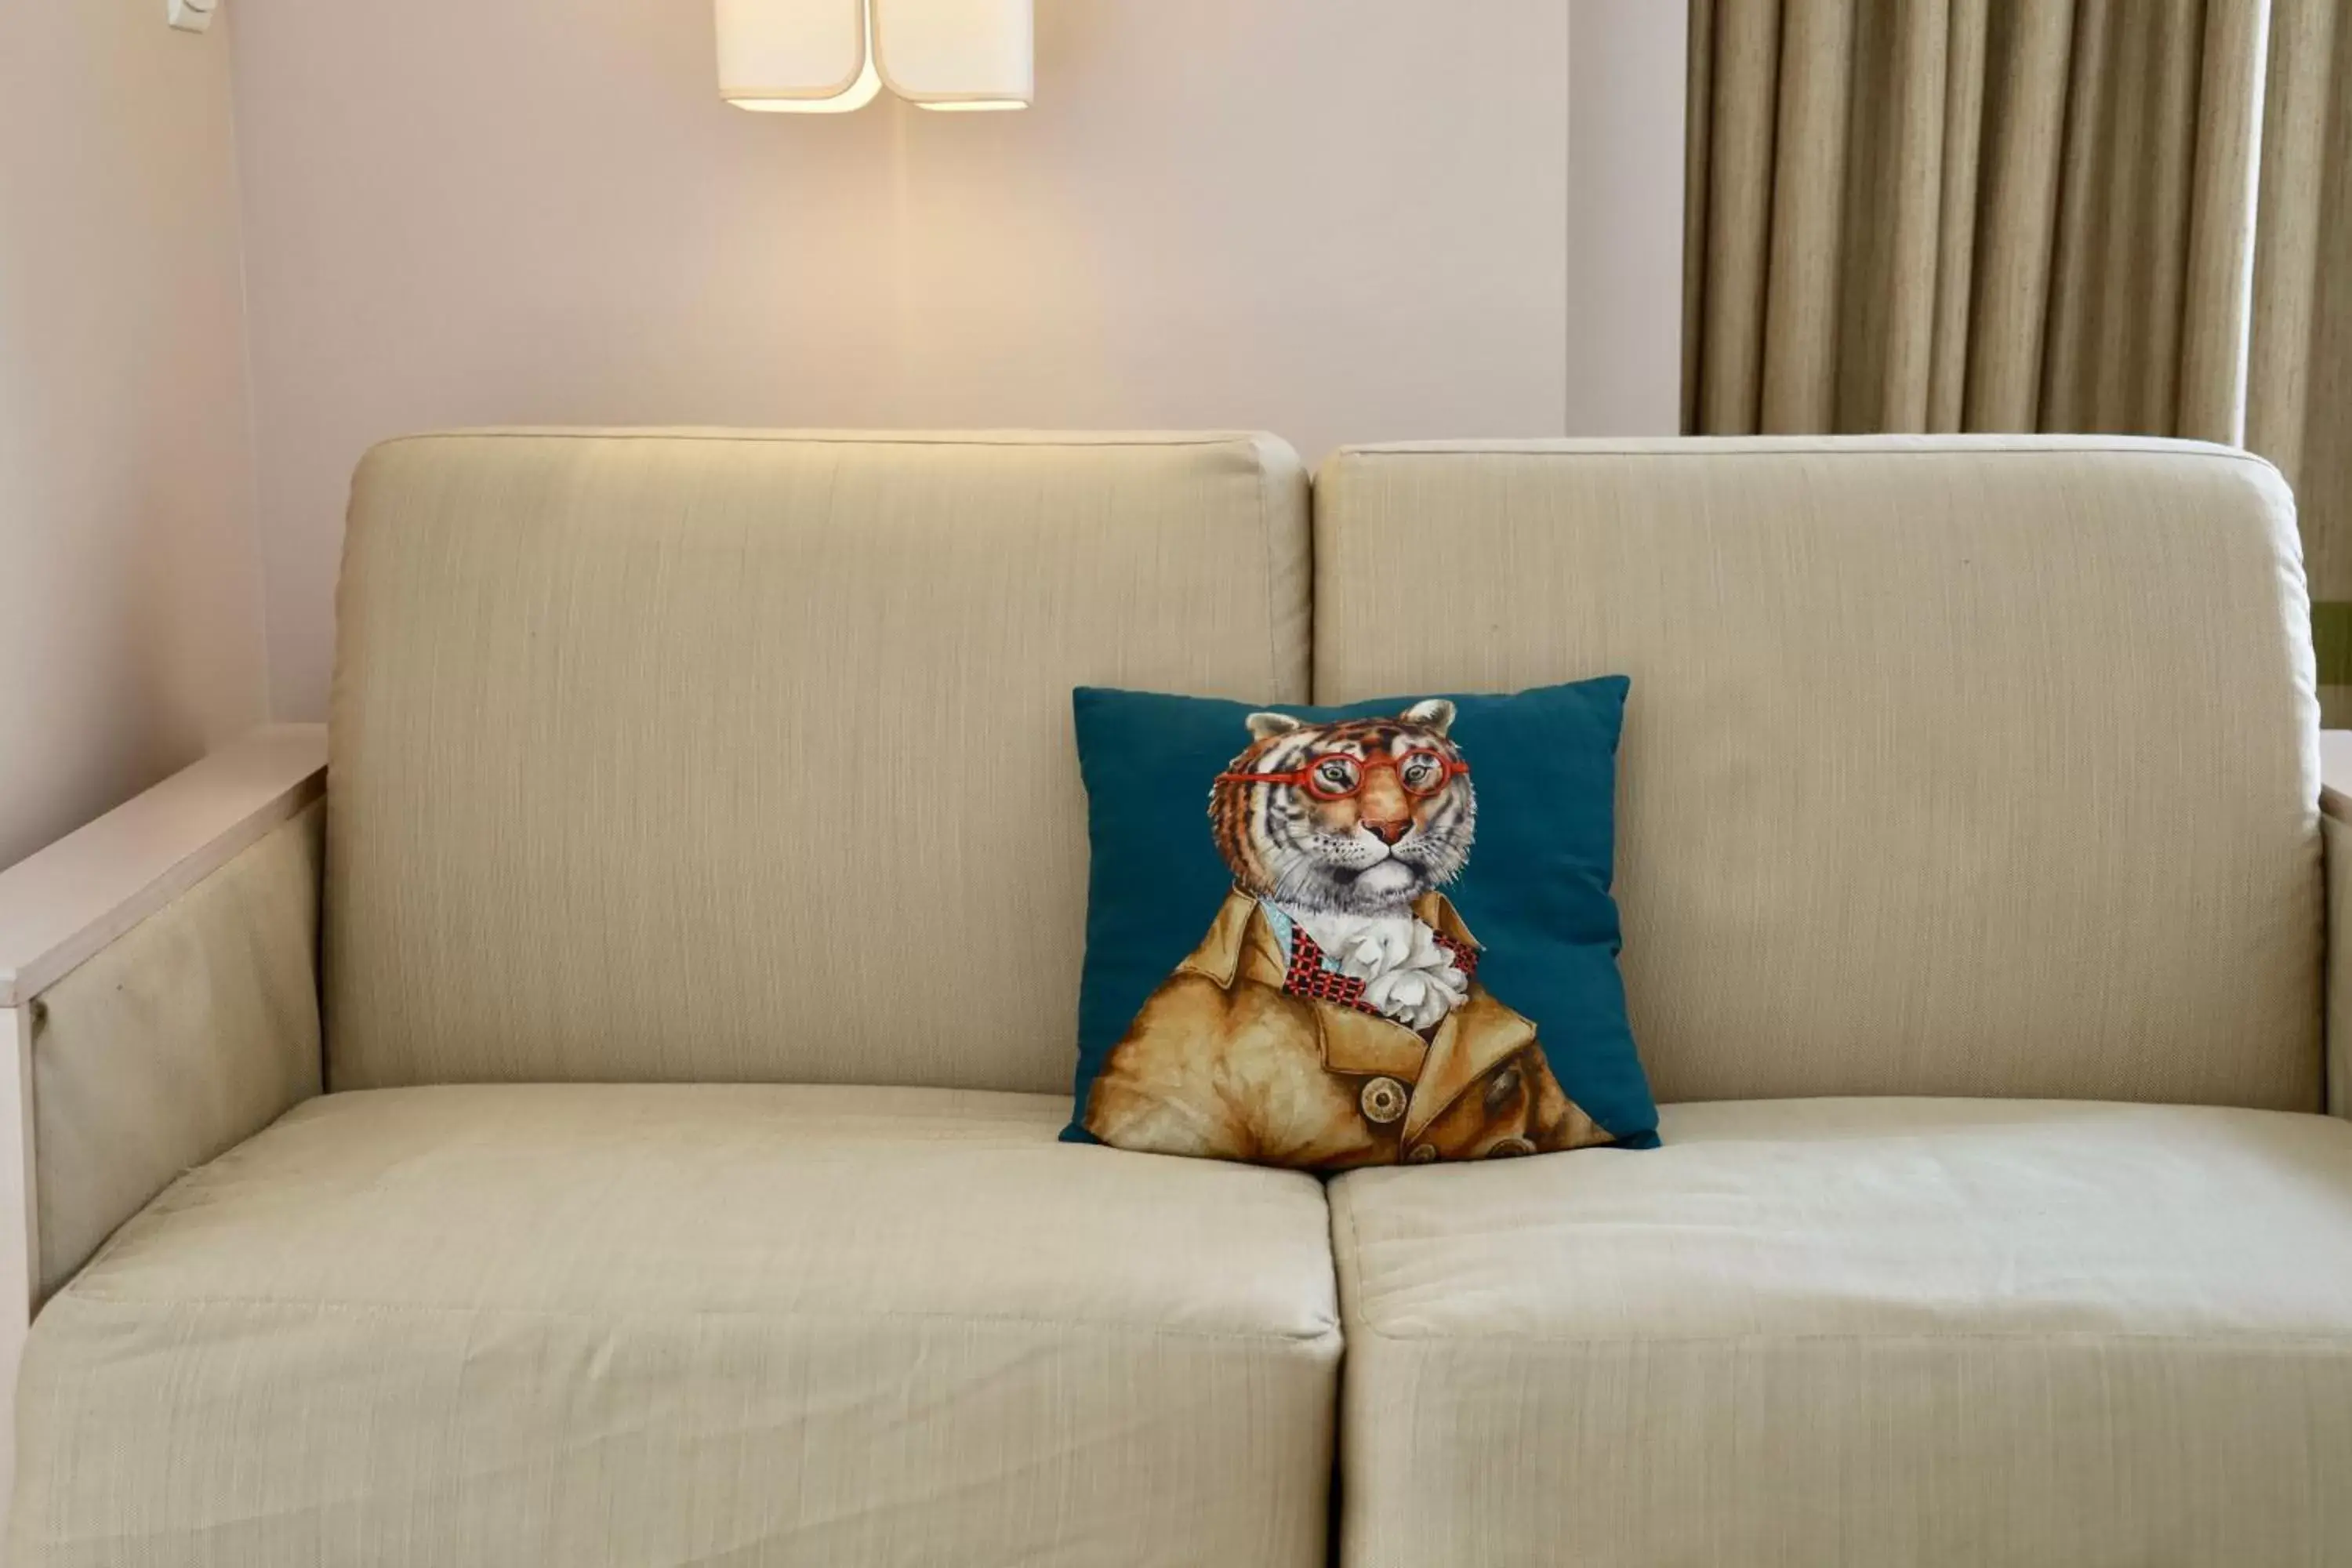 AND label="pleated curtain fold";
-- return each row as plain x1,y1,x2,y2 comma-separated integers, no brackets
1686,0,2352,713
